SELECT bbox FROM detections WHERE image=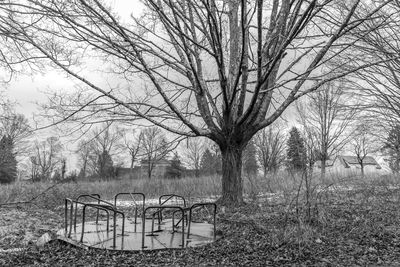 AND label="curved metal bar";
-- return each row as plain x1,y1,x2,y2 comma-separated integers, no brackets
80,203,125,248
158,194,186,223
81,204,111,244
187,203,217,240
89,203,125,240
172,208,190,228
114,192,145,209
76,194,114,207
64,198,74,238
114,192,145,229
159,194,186,207
142,205,185,249
74,194,103,230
